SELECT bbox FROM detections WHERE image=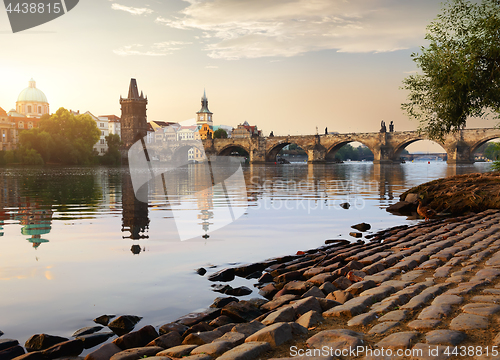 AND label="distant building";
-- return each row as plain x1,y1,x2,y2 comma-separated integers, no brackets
16,78,49,117
232,121,261,138
164,125,178,142
148,121,180,143
196,90,214,140
196,89,213,127
1,79,49,150
0,107,16,151
188,147,205,162
84,111,109,155
146,123,155,144
177,126,200,141
100,115,121,138
199,123,213,140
